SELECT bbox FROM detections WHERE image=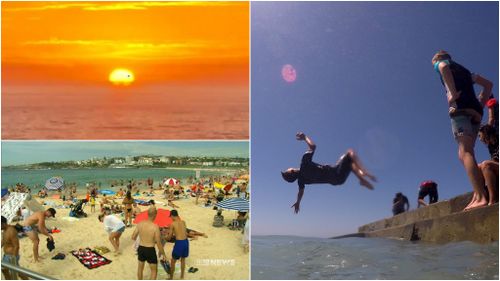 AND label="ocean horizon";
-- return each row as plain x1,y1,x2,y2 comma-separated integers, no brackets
2,167,240,191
